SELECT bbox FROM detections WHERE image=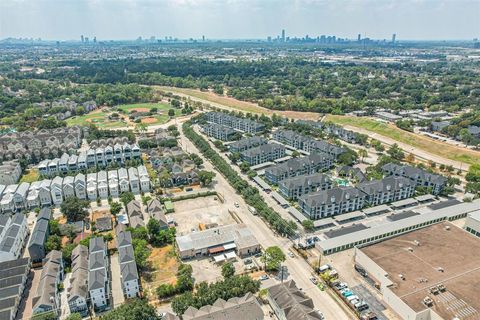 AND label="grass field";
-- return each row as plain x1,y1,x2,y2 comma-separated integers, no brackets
325,115,480,165
20,168,40,183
